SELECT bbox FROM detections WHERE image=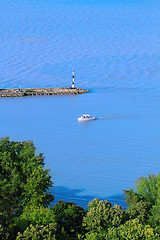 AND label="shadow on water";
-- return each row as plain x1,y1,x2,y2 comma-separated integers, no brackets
51,186,128,209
